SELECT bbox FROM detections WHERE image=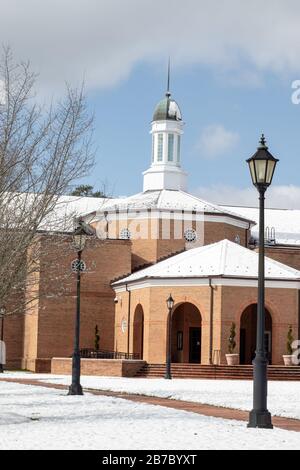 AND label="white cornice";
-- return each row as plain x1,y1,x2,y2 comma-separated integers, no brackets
104,211,250,228
113,276,300,292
